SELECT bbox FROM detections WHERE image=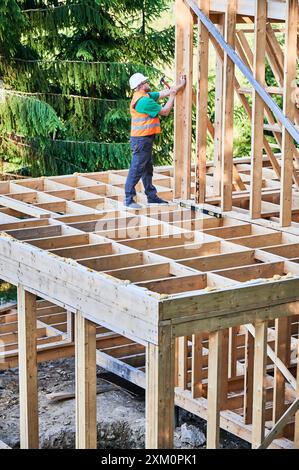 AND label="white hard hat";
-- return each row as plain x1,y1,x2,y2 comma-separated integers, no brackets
129,73,148,90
